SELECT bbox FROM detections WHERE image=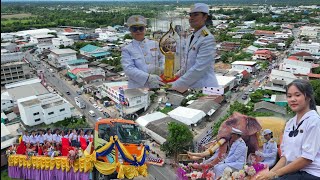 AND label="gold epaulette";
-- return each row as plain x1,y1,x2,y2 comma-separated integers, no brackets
201,29,208,37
